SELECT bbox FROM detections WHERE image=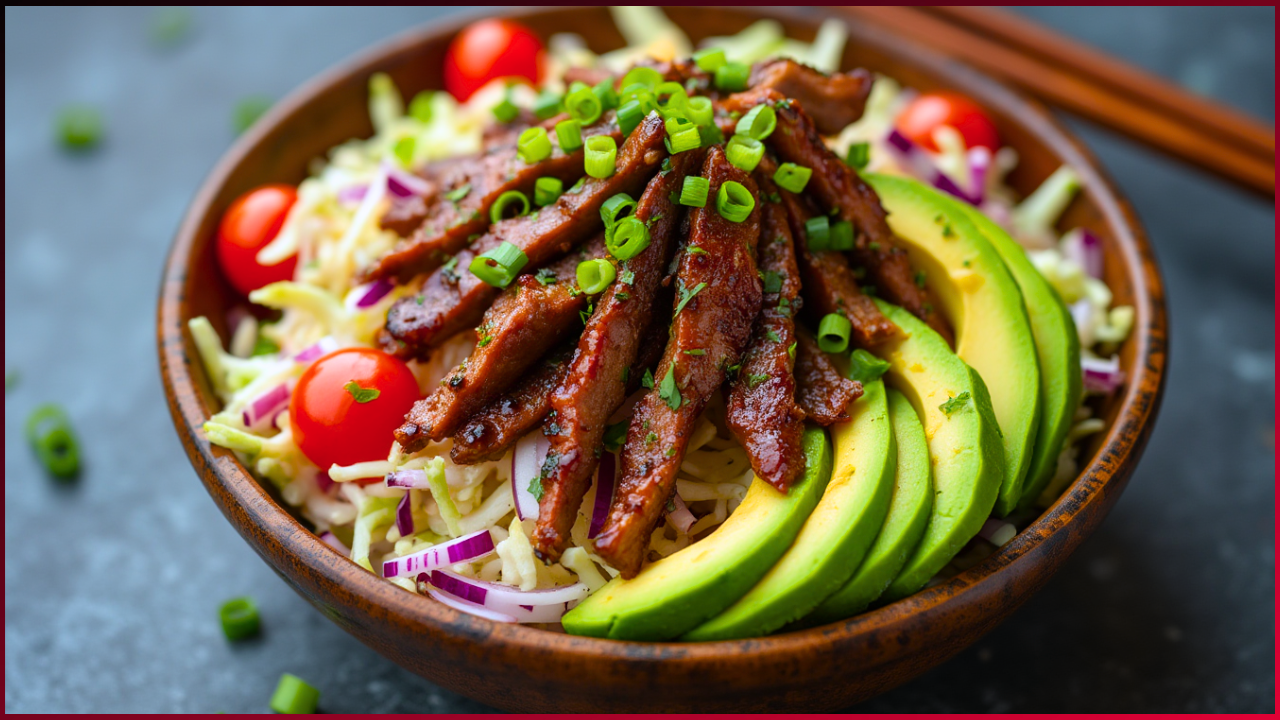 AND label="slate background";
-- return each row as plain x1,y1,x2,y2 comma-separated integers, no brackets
4,6,1274,713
